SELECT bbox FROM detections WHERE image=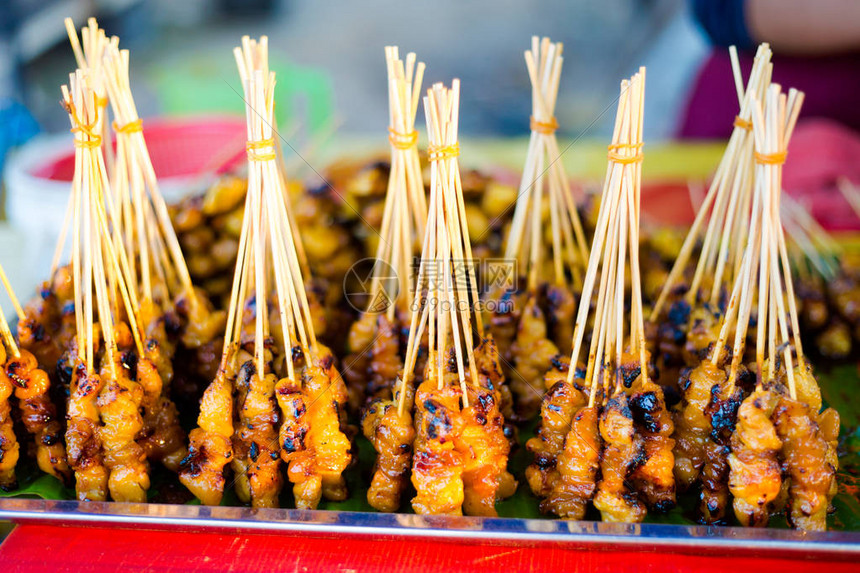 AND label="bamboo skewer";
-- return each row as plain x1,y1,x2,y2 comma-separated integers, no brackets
366,47,426,320
224,36,321,376
651,44,773,320
837,178,860,222
505,37,588,294
0,261,21,358
398,80,480,413
563,69,646,406
709,81,805,395
101,44,199,315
